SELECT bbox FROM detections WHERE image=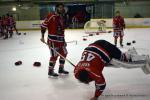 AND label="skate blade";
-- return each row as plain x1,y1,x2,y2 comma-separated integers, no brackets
59,73,69,75
48,75,59,79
